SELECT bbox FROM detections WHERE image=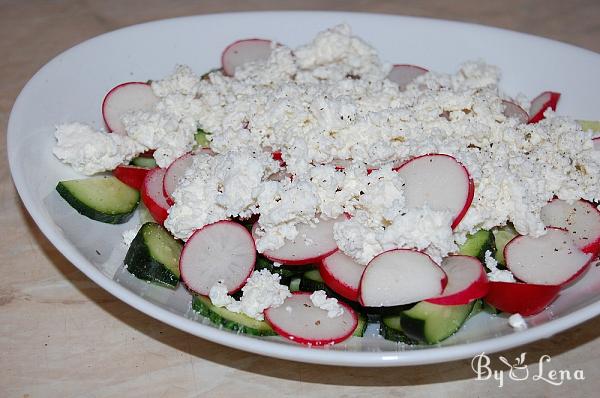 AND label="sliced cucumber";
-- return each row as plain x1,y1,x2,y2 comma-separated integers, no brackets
400,301,475,344
138,202,156,224
194,128,211,148
299,269,327,292
492,224,518,266
353,313,368,337
254,255,310,286
289,277,301,292
131,156,157,168
466,299,483,322
56,176,139,224
458,229,495,262
192,295,276,336
380,315,416,344
124,222,182,287
577,120,600,132
482,301,501,315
